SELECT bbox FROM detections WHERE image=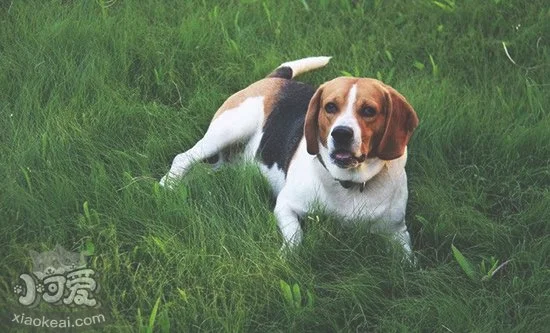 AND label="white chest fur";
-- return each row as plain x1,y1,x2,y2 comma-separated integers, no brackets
263,139,409,237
